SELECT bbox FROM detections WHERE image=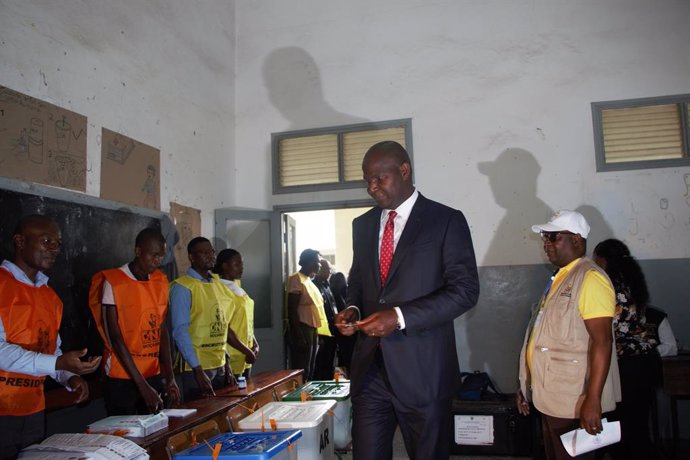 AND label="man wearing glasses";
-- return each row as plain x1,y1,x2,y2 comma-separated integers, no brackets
516,210,620,460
